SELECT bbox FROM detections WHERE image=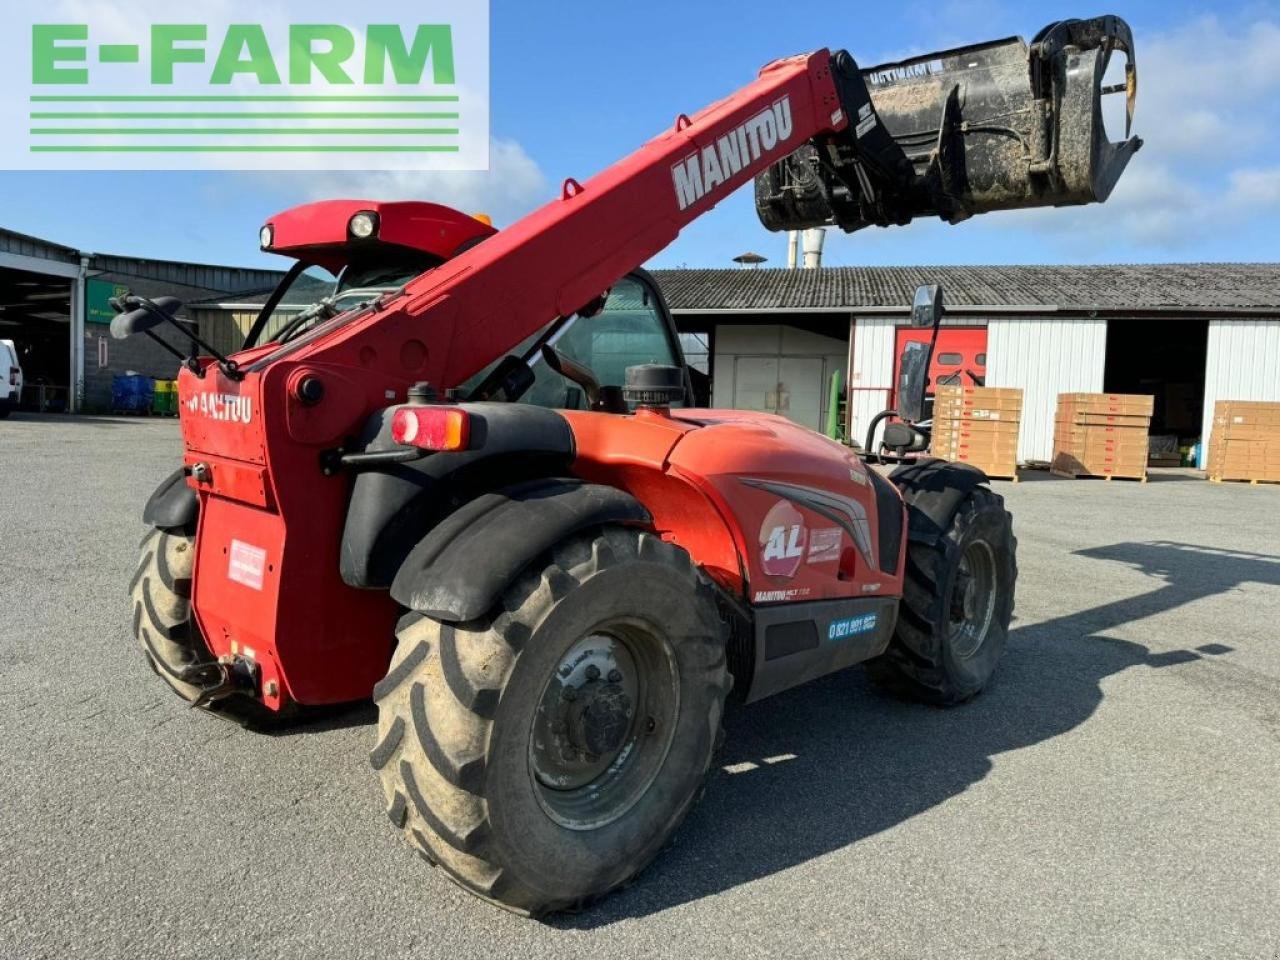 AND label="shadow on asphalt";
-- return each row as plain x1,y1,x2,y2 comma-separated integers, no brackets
553,540,1280,927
